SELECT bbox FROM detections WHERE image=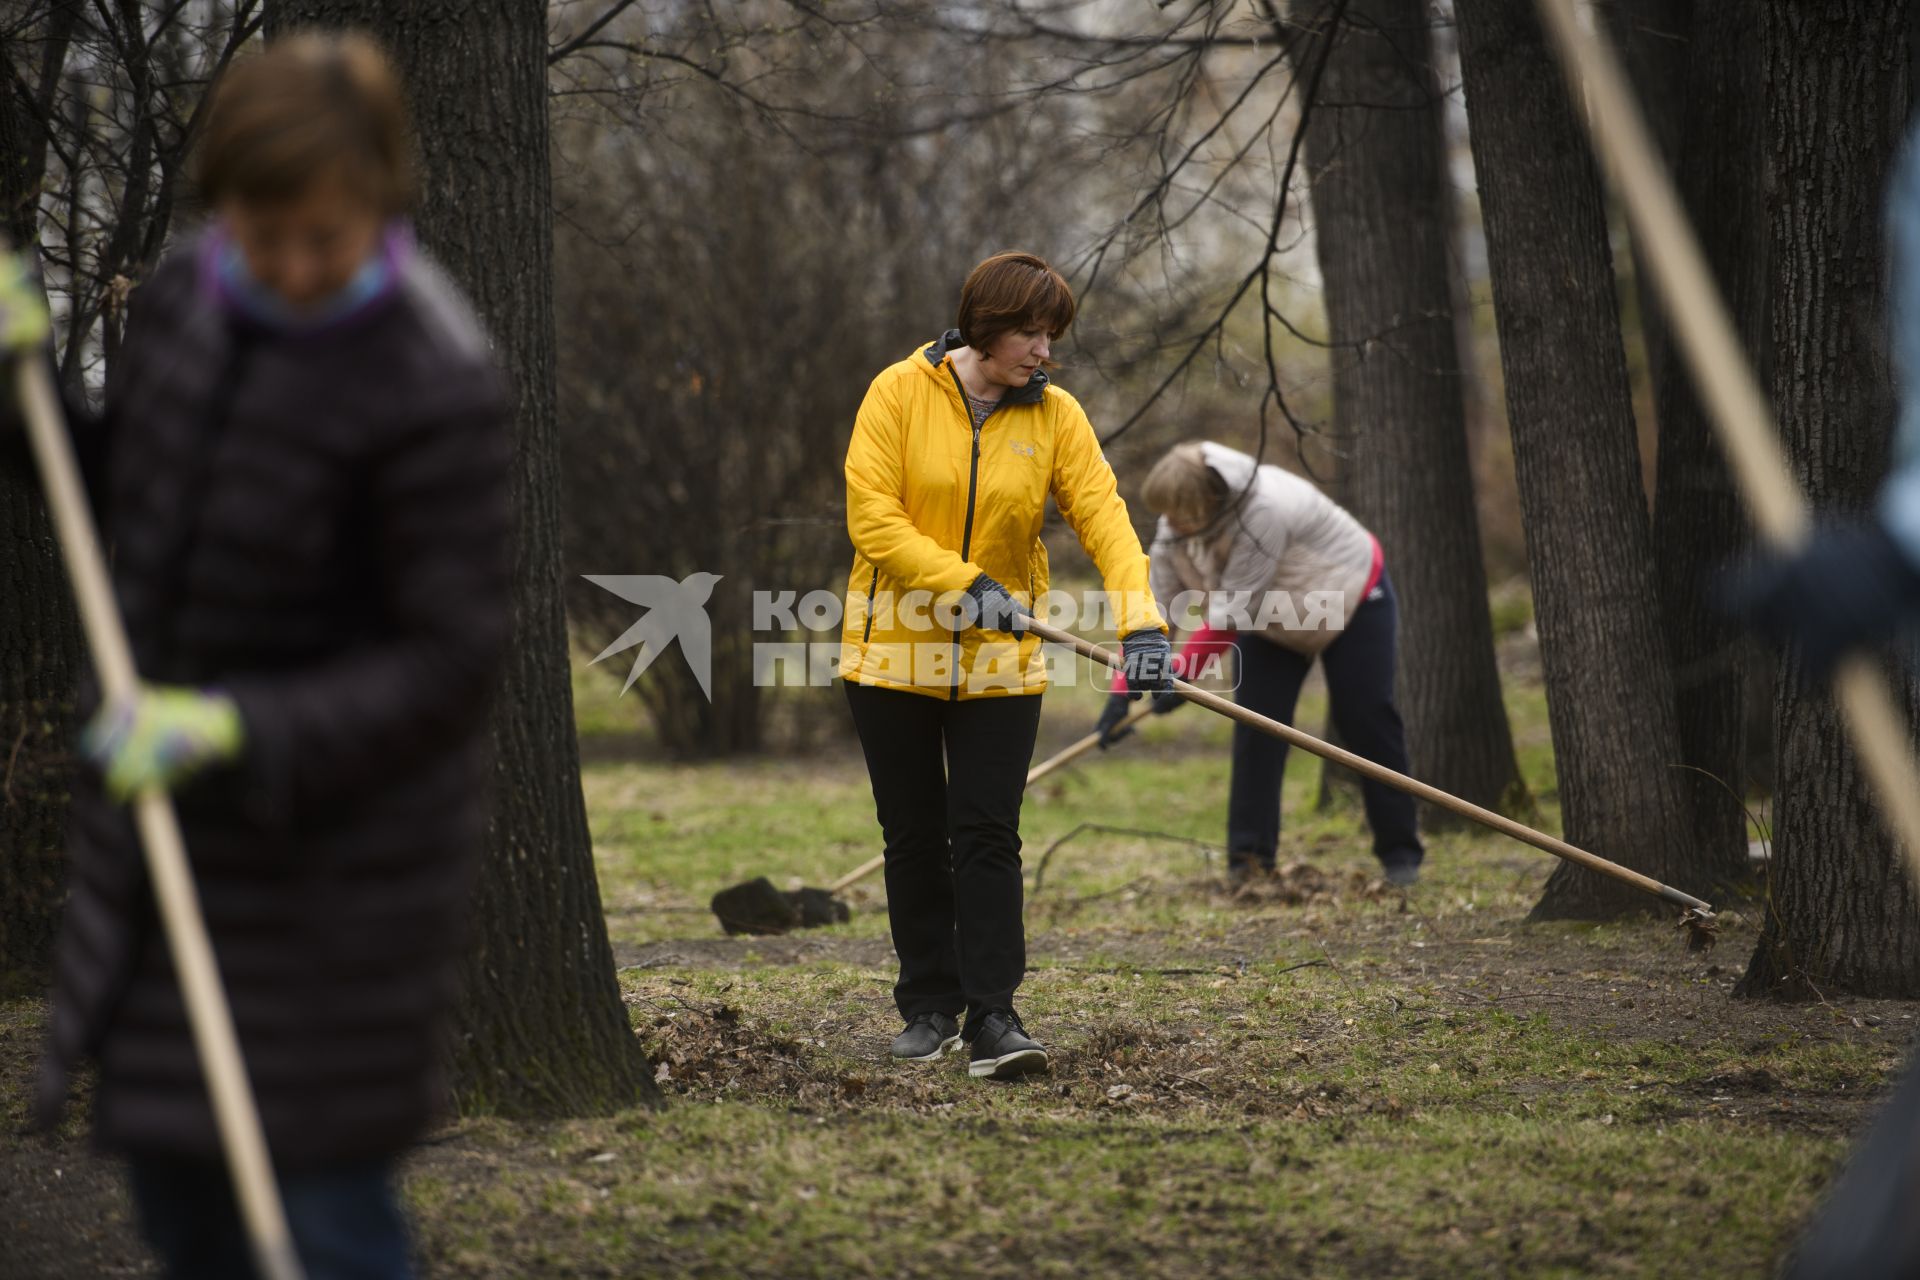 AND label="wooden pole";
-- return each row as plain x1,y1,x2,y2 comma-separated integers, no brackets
1026,618,1716,918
